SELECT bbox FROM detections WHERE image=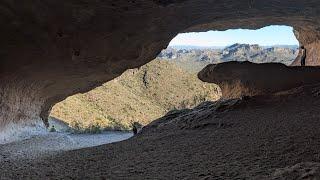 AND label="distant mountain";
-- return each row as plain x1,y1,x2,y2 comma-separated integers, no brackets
169,45,225,50
262,45,298,49
158,43,299,72
169,44,298,50
221,43,298,63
